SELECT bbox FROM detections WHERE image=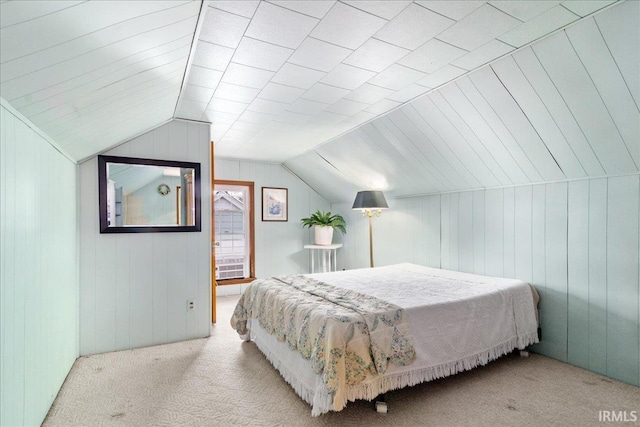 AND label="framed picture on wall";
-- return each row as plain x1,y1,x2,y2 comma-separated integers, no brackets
262,187,288,222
